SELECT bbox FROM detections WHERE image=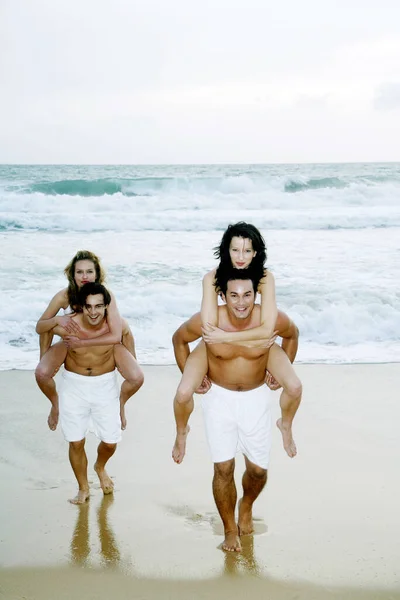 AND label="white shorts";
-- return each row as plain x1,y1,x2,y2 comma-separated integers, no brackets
59,369,121,444
202,383,272,469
